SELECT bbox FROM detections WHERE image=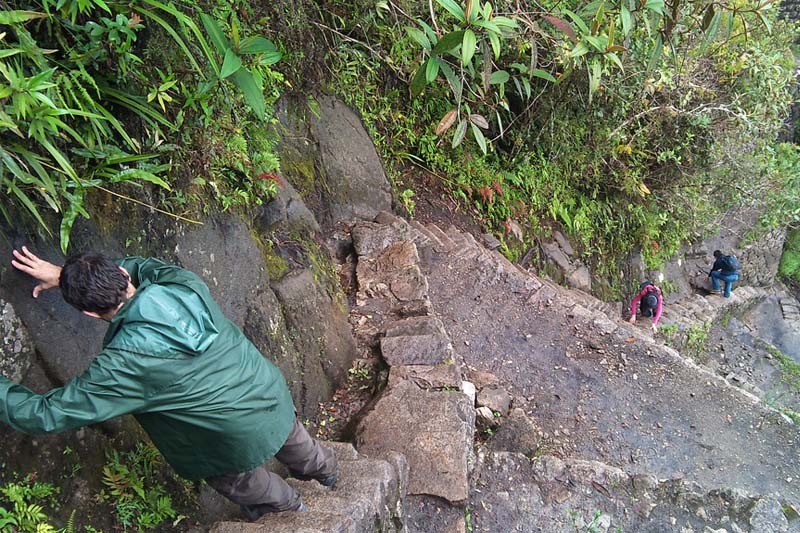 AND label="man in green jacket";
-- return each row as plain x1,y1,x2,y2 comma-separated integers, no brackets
2,247,338,519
